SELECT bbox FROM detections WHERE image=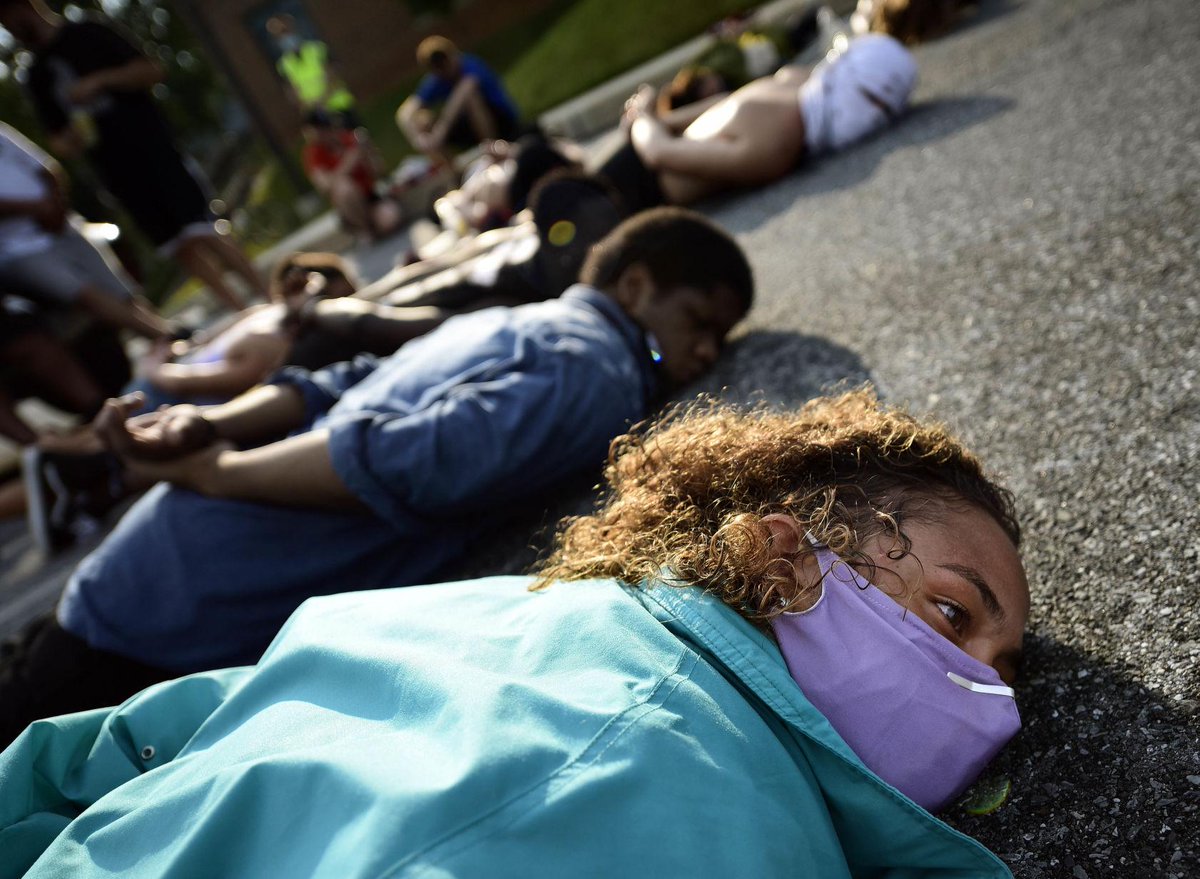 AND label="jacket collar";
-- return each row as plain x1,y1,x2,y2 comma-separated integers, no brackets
632,580,1013,878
